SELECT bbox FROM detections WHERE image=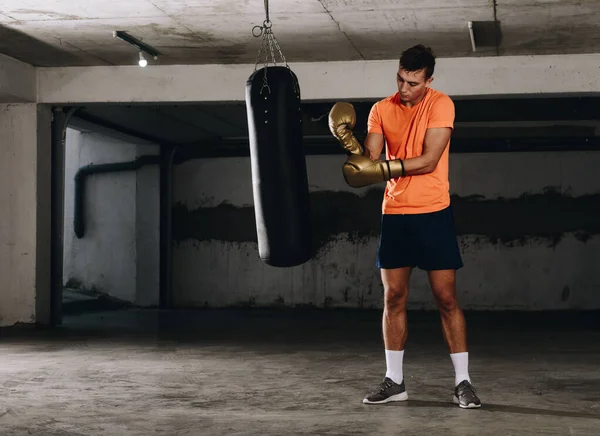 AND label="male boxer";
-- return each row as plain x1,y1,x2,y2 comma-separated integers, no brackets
329,45,481,409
